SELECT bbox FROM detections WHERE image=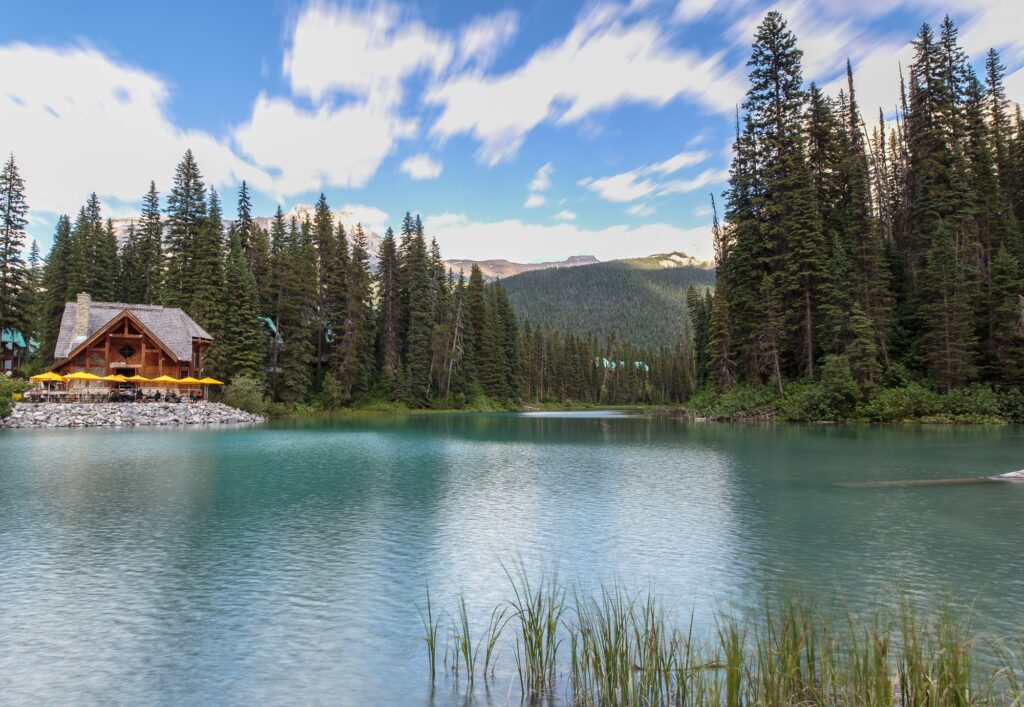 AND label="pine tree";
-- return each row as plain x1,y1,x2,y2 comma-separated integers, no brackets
985,247,1024,385
842,61,893,364
0,154,29,345
376,227,401,377
118,223,143,302
737,12,826,377
40,215,72,362
465,264,488,390
96,219,120,301
920,225,977,390
985,49,1016,215
312,193,334,388
235,180,255,269
136,181,163,304
275,217,316,402
213,229,265,381
251,224,274,317
846,302,880,389
189,188,226,342
23,239,43,355
335,224,374,402
163,149,207,310
403,218,434,402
